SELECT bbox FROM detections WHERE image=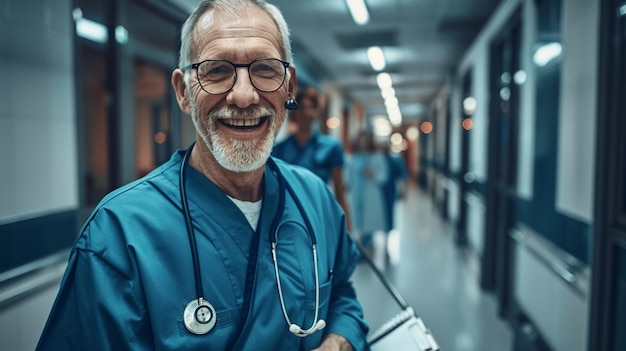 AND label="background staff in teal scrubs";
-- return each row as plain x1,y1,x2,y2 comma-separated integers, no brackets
35,1,369,350
272,87,352,231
